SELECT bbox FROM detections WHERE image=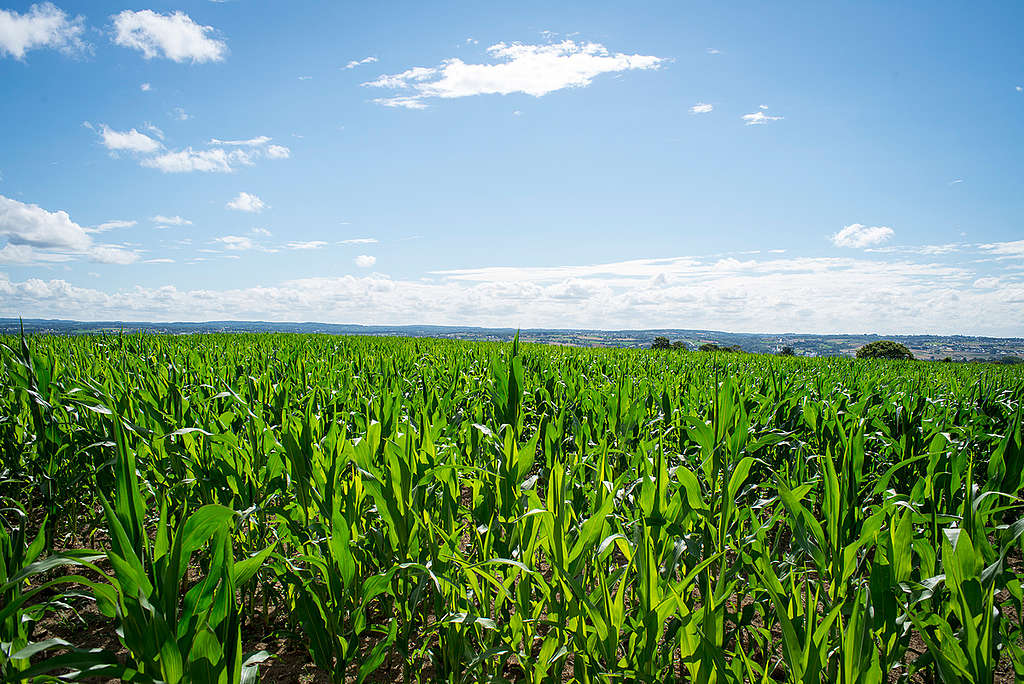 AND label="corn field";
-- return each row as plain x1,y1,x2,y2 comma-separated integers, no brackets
2,332,1024,683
